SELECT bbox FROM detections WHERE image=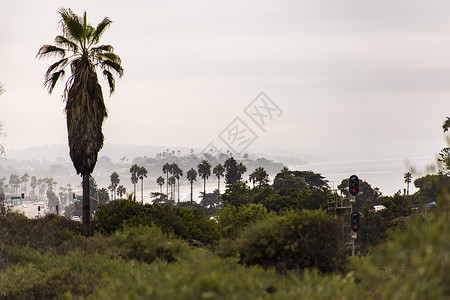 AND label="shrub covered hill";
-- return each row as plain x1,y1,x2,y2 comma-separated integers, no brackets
0,170,449,299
